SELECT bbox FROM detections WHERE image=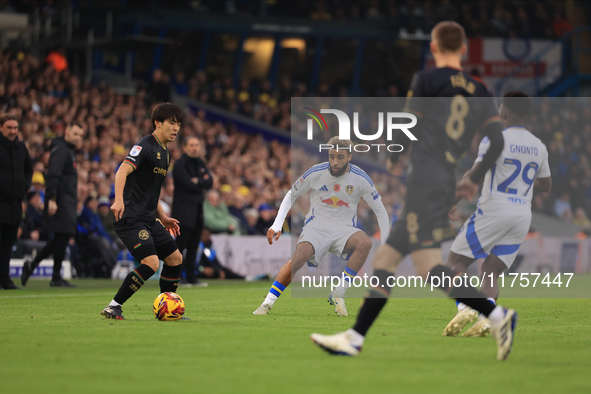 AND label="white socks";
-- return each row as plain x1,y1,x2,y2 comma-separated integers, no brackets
263,293,278,306
108,299,121,307
346,328,365,348
333,281,351,298
488,306,505,327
